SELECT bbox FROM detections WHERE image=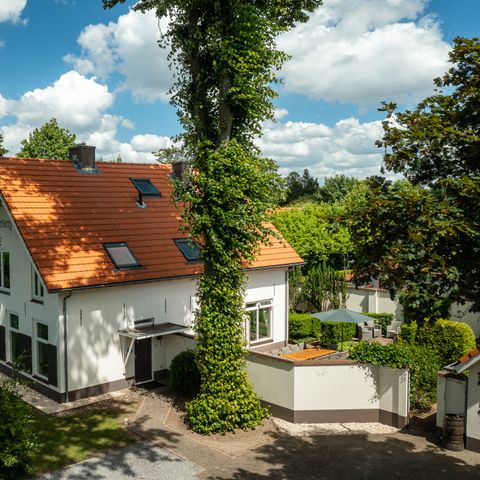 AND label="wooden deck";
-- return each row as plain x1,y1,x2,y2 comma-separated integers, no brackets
280,348,336,361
